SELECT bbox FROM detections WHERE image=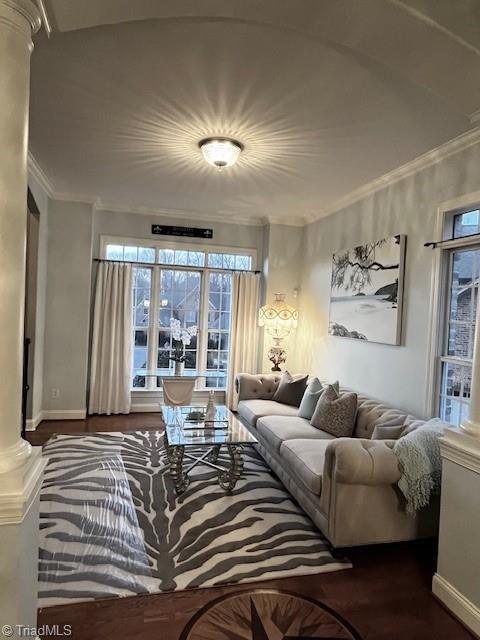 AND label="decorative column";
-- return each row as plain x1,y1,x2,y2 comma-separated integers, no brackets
0,0,46,634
